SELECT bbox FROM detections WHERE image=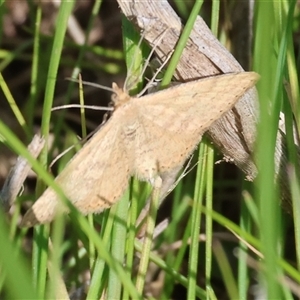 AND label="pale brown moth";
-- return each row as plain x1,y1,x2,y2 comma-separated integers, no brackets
21,72,259,227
